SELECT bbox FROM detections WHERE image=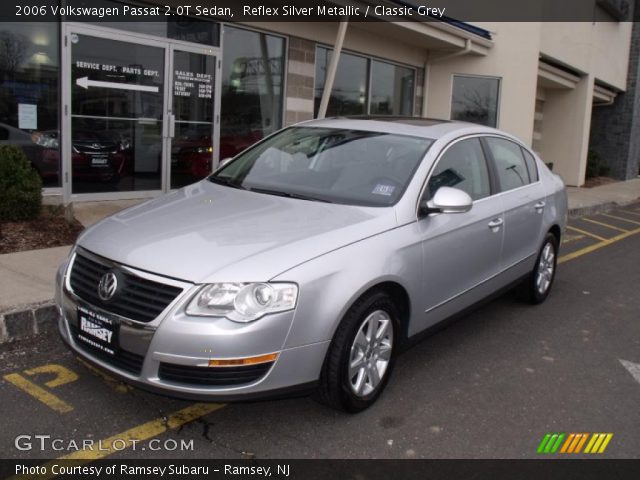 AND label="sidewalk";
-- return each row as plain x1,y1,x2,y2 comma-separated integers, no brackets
567,177,640,216
1,178,639,343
